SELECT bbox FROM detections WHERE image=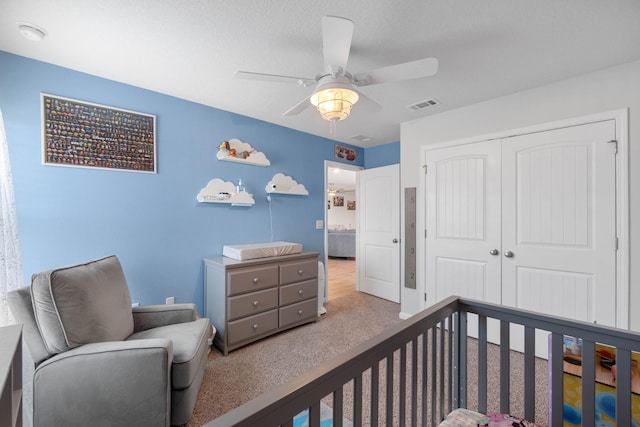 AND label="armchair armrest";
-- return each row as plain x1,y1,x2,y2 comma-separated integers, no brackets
132,303,199,332
34,339,172,427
